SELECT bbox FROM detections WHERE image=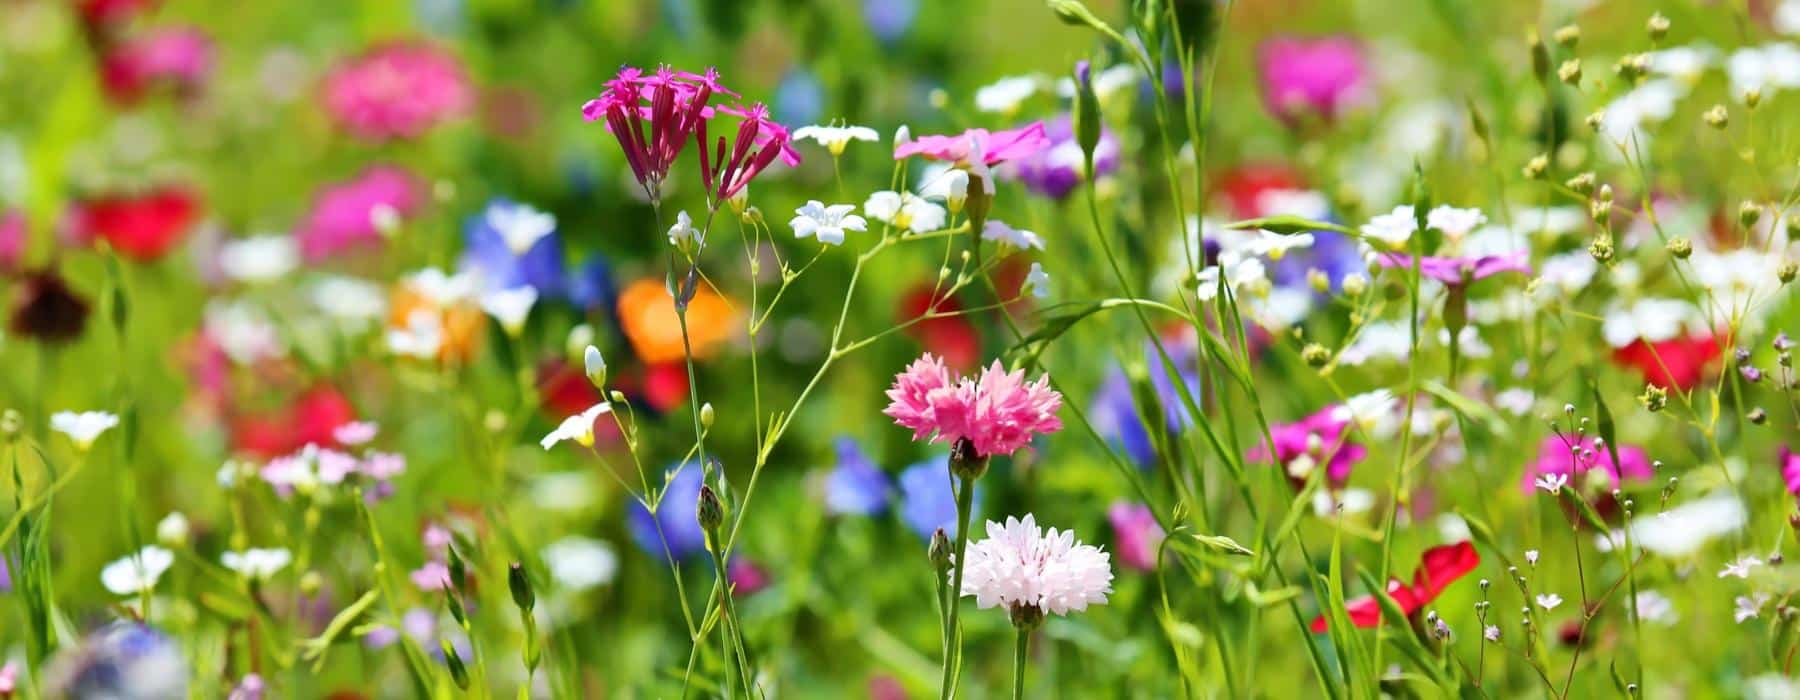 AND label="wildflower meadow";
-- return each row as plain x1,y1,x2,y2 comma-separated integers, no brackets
3,0,1800,697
